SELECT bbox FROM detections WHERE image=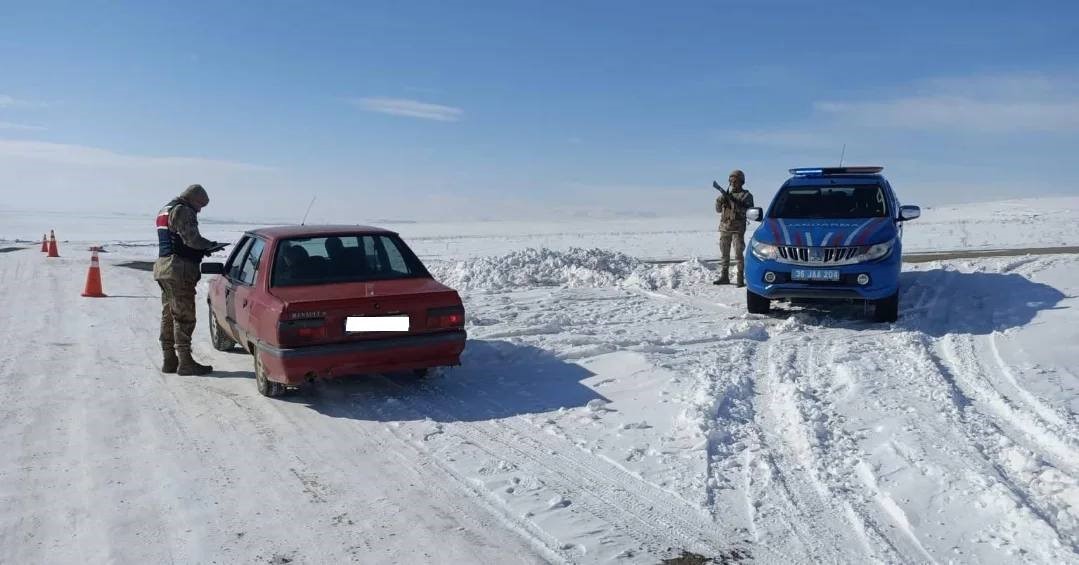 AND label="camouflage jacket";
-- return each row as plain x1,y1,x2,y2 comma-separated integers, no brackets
716,189,754,233
153,198,214,284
